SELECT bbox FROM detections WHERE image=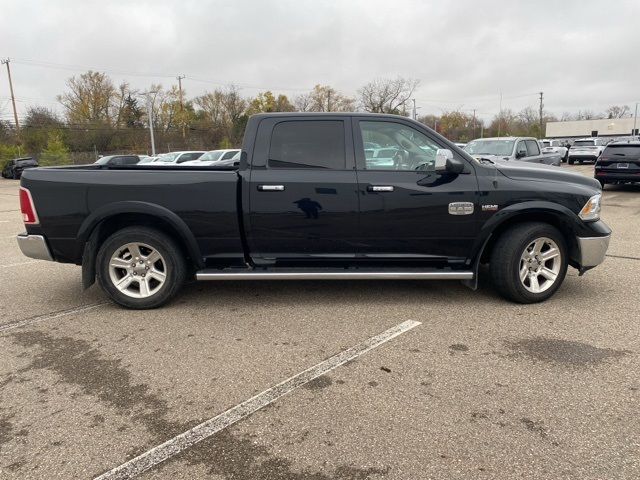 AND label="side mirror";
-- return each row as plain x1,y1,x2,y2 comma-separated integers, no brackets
515,150,527,159
435,149,453,171
435,149,464,174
